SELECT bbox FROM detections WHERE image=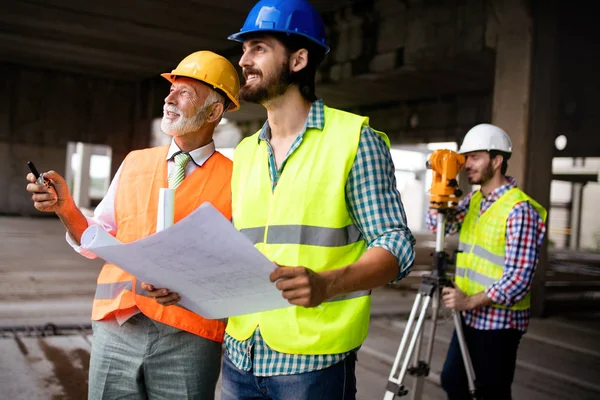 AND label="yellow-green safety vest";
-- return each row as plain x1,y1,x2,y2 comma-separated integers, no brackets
455,187,547,310
228,106,390,355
